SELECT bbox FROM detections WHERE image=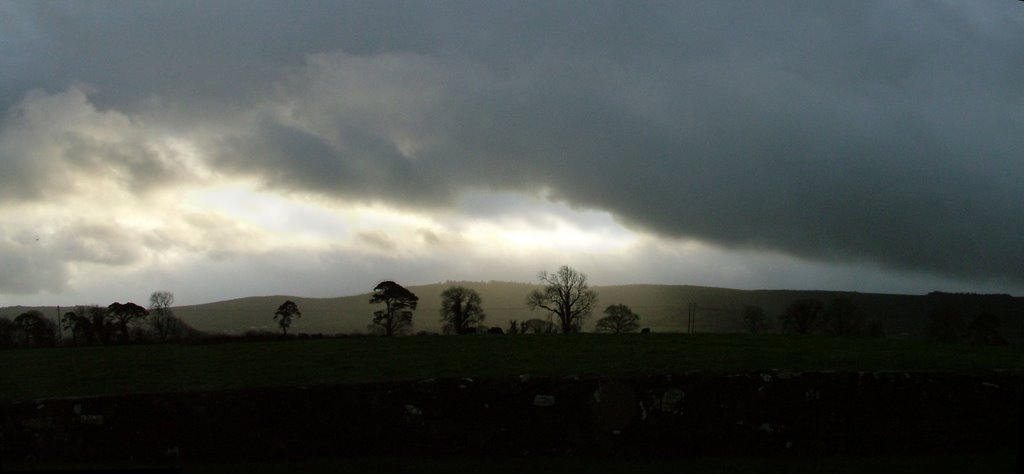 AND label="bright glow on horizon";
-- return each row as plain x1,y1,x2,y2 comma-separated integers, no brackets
185,182,640,257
